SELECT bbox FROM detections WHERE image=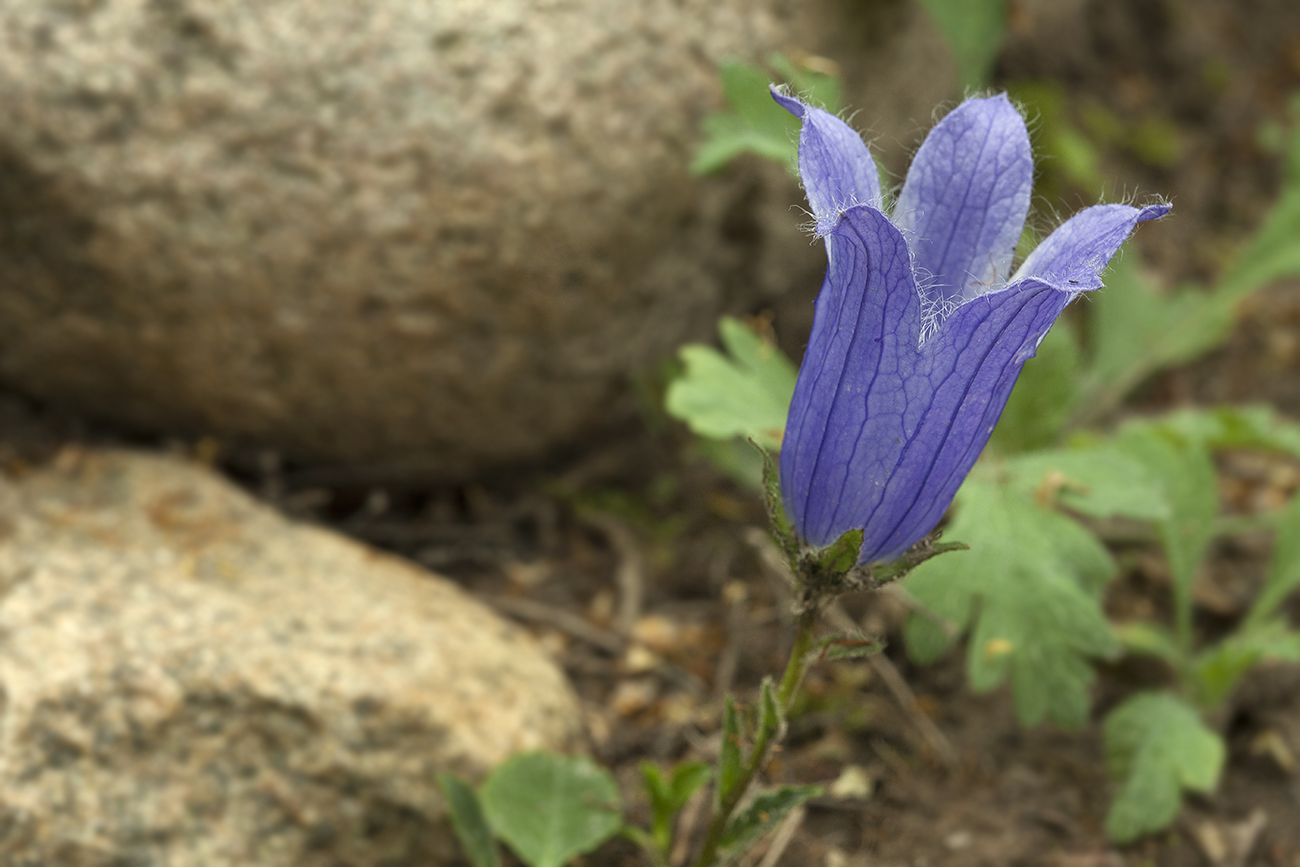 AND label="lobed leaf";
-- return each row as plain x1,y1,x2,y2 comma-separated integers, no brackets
1103,692,1224,843
1004,445,1168,522
480,753,622,867
665,317,797,452
903,478,1118,727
